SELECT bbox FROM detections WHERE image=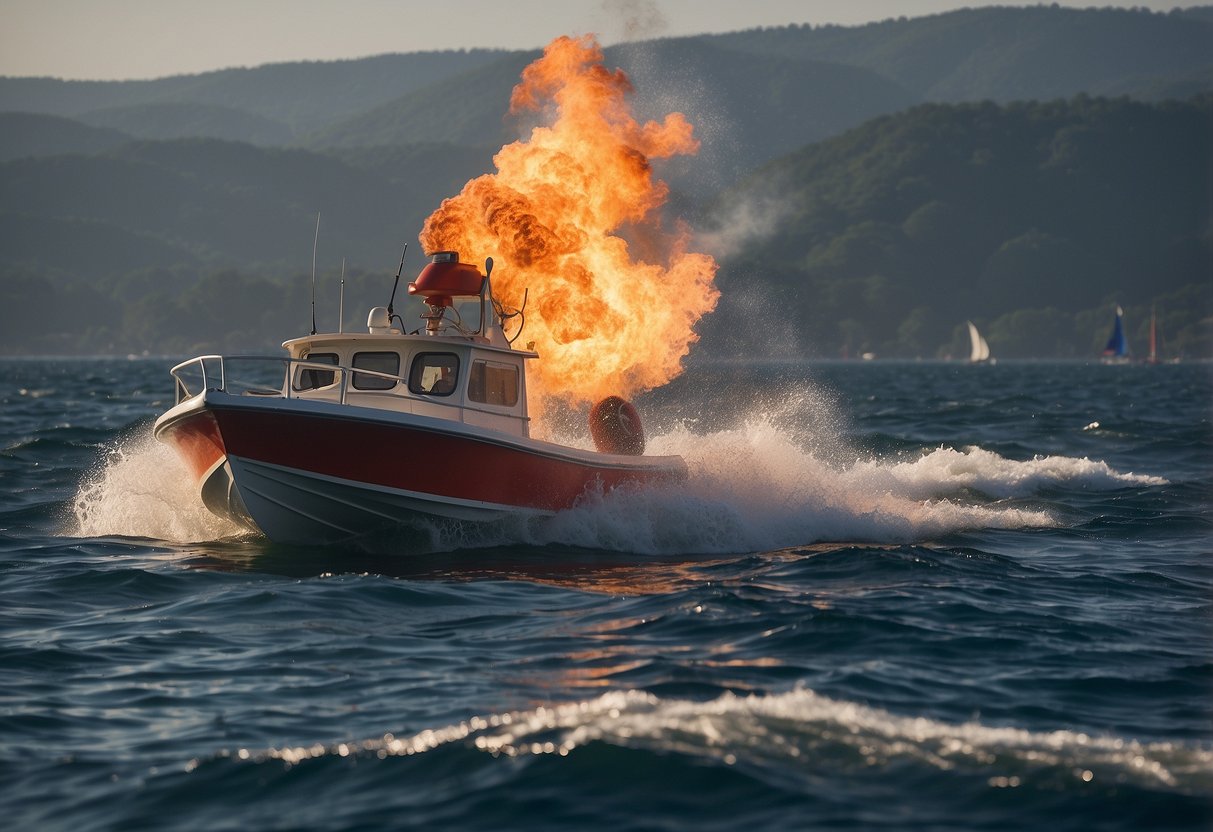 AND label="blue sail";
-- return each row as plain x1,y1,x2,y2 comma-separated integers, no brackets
1103,306,1128,357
